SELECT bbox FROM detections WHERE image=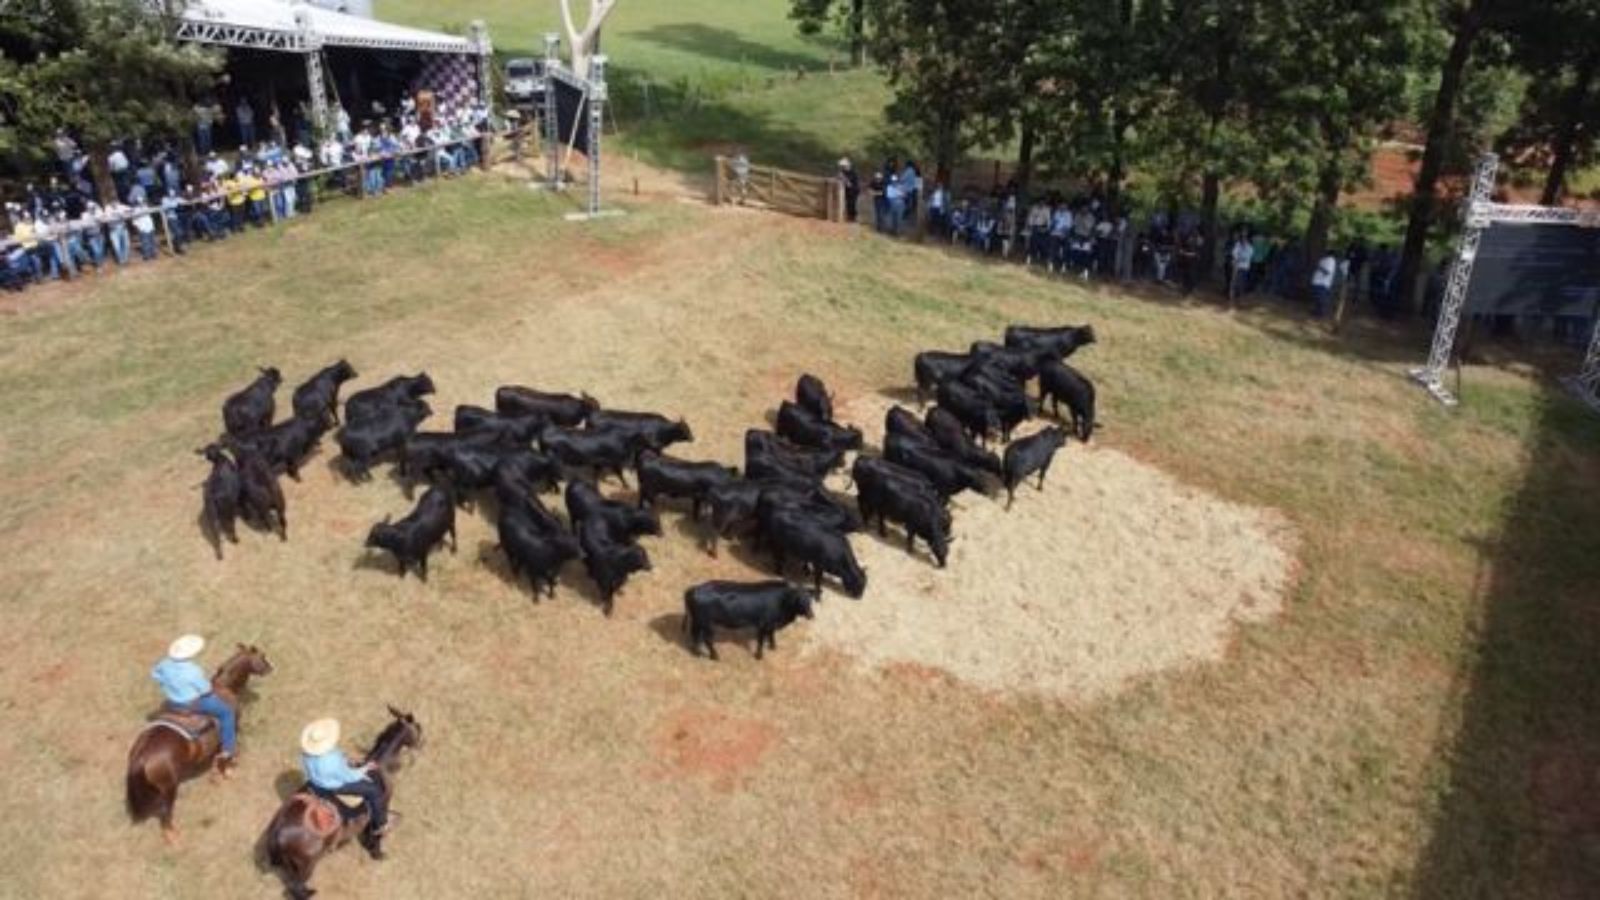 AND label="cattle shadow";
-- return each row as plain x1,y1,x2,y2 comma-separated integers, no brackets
1409,388,1600,895
877,386,925,408
195,508,230,562
647,612,694,654
350,548,401,577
